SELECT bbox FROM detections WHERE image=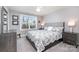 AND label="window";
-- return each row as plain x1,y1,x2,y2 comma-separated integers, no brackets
20,15,37,30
